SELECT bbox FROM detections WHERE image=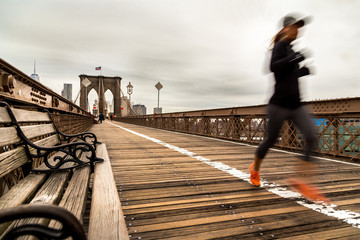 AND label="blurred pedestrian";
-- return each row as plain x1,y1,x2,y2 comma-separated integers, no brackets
98,112,105,124
249,13,329,203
